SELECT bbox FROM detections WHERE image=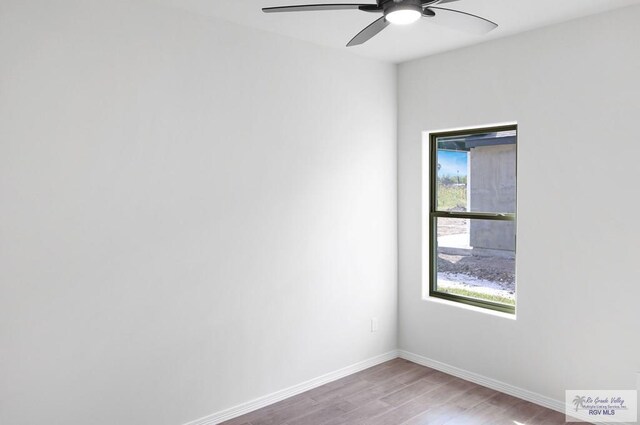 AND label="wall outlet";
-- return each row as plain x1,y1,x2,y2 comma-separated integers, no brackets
371,318,379,333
